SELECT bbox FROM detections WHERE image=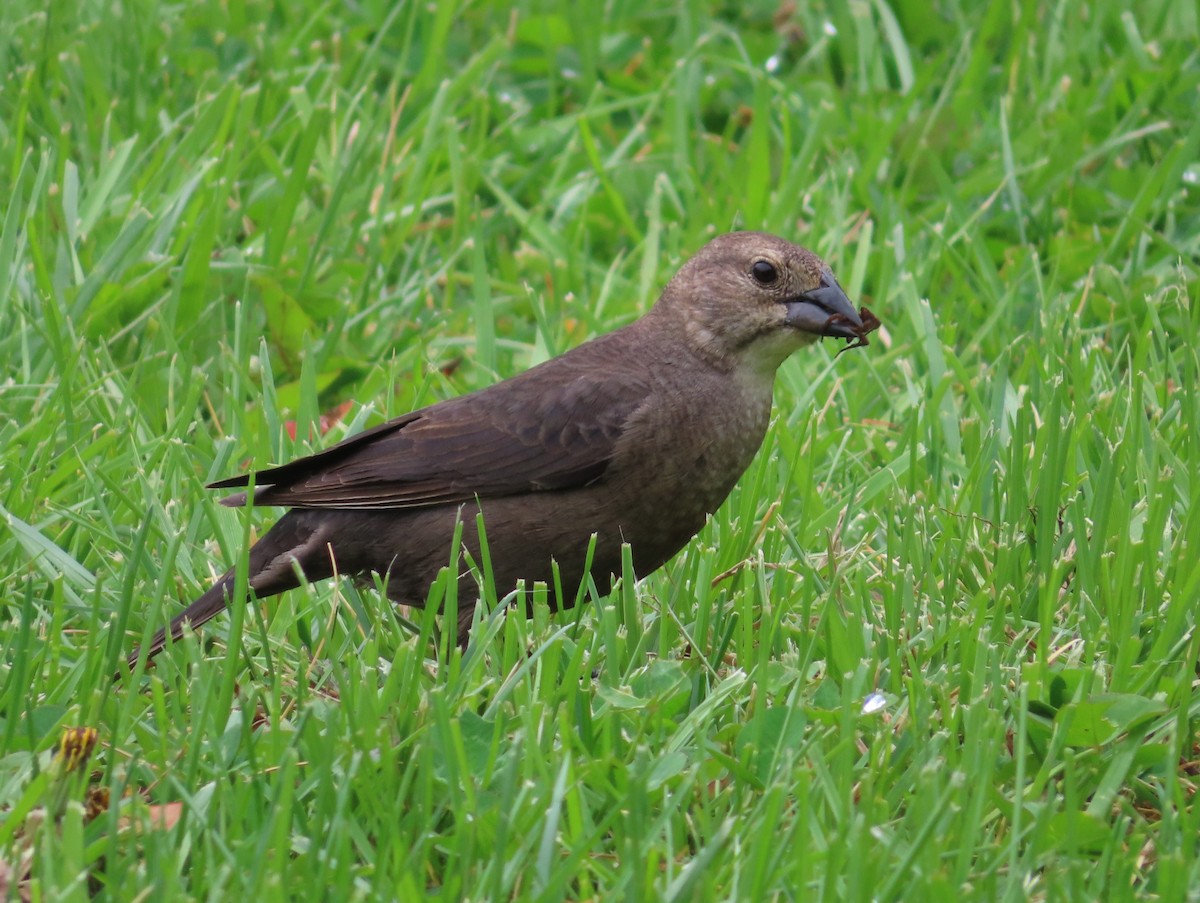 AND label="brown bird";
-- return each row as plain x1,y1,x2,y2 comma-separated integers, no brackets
128,232,877,669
